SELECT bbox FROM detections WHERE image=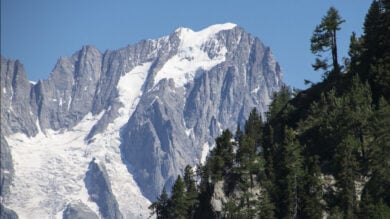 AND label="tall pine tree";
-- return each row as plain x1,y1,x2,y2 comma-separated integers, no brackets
207,129,234,182
277,127,304,218
363,98,390,211
360,0,390,101
335,135,359,219
169,175,187,219
301,155,323,219
149,188,170,219
183,165,199,218
266,85,292,121
311,7,345,77
245,108,263,146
